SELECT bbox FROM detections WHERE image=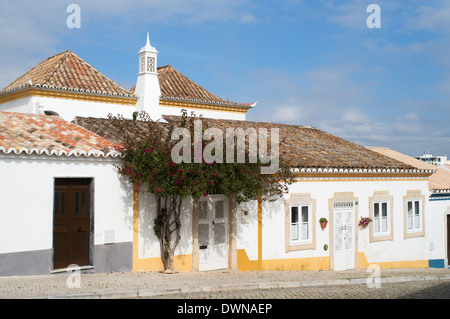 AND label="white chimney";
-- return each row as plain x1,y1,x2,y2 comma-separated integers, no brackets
134,33,161,120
